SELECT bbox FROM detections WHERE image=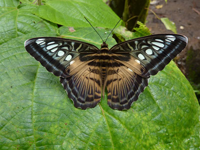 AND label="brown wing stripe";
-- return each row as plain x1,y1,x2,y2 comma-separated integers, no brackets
107,75,148,110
